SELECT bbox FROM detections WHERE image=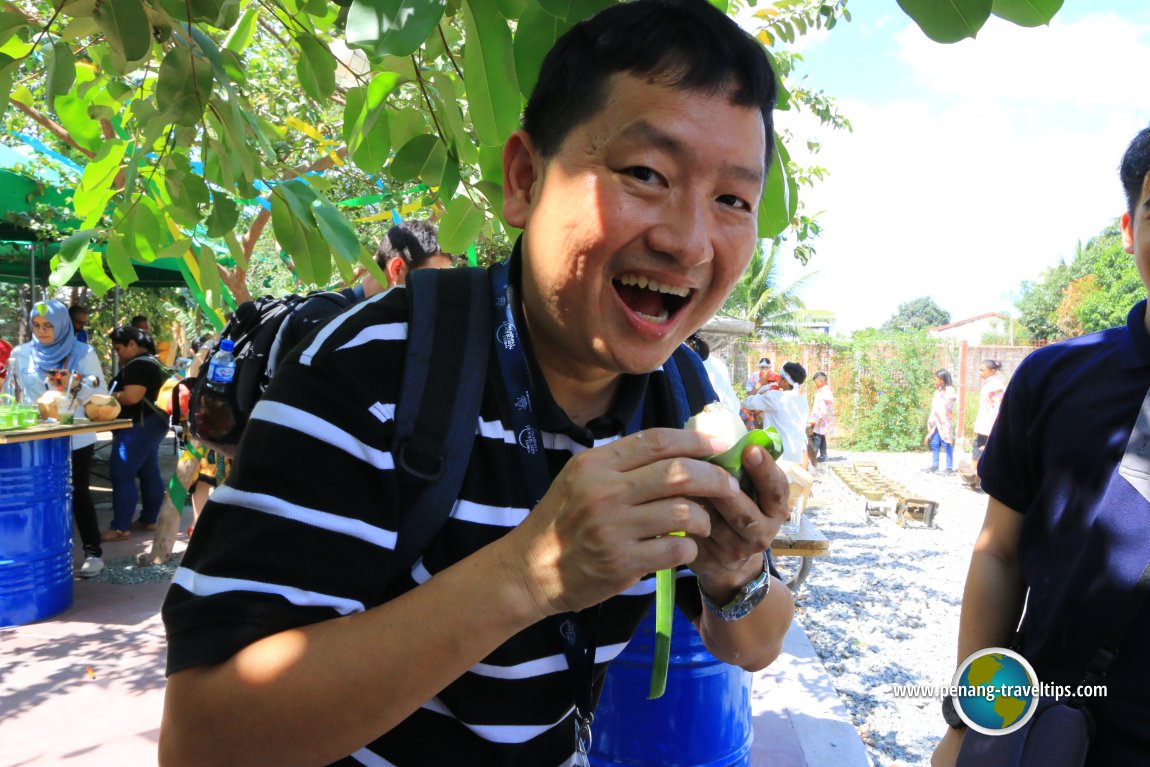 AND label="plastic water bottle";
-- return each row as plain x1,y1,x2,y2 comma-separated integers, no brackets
206,339,236,384
196,339,238,445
